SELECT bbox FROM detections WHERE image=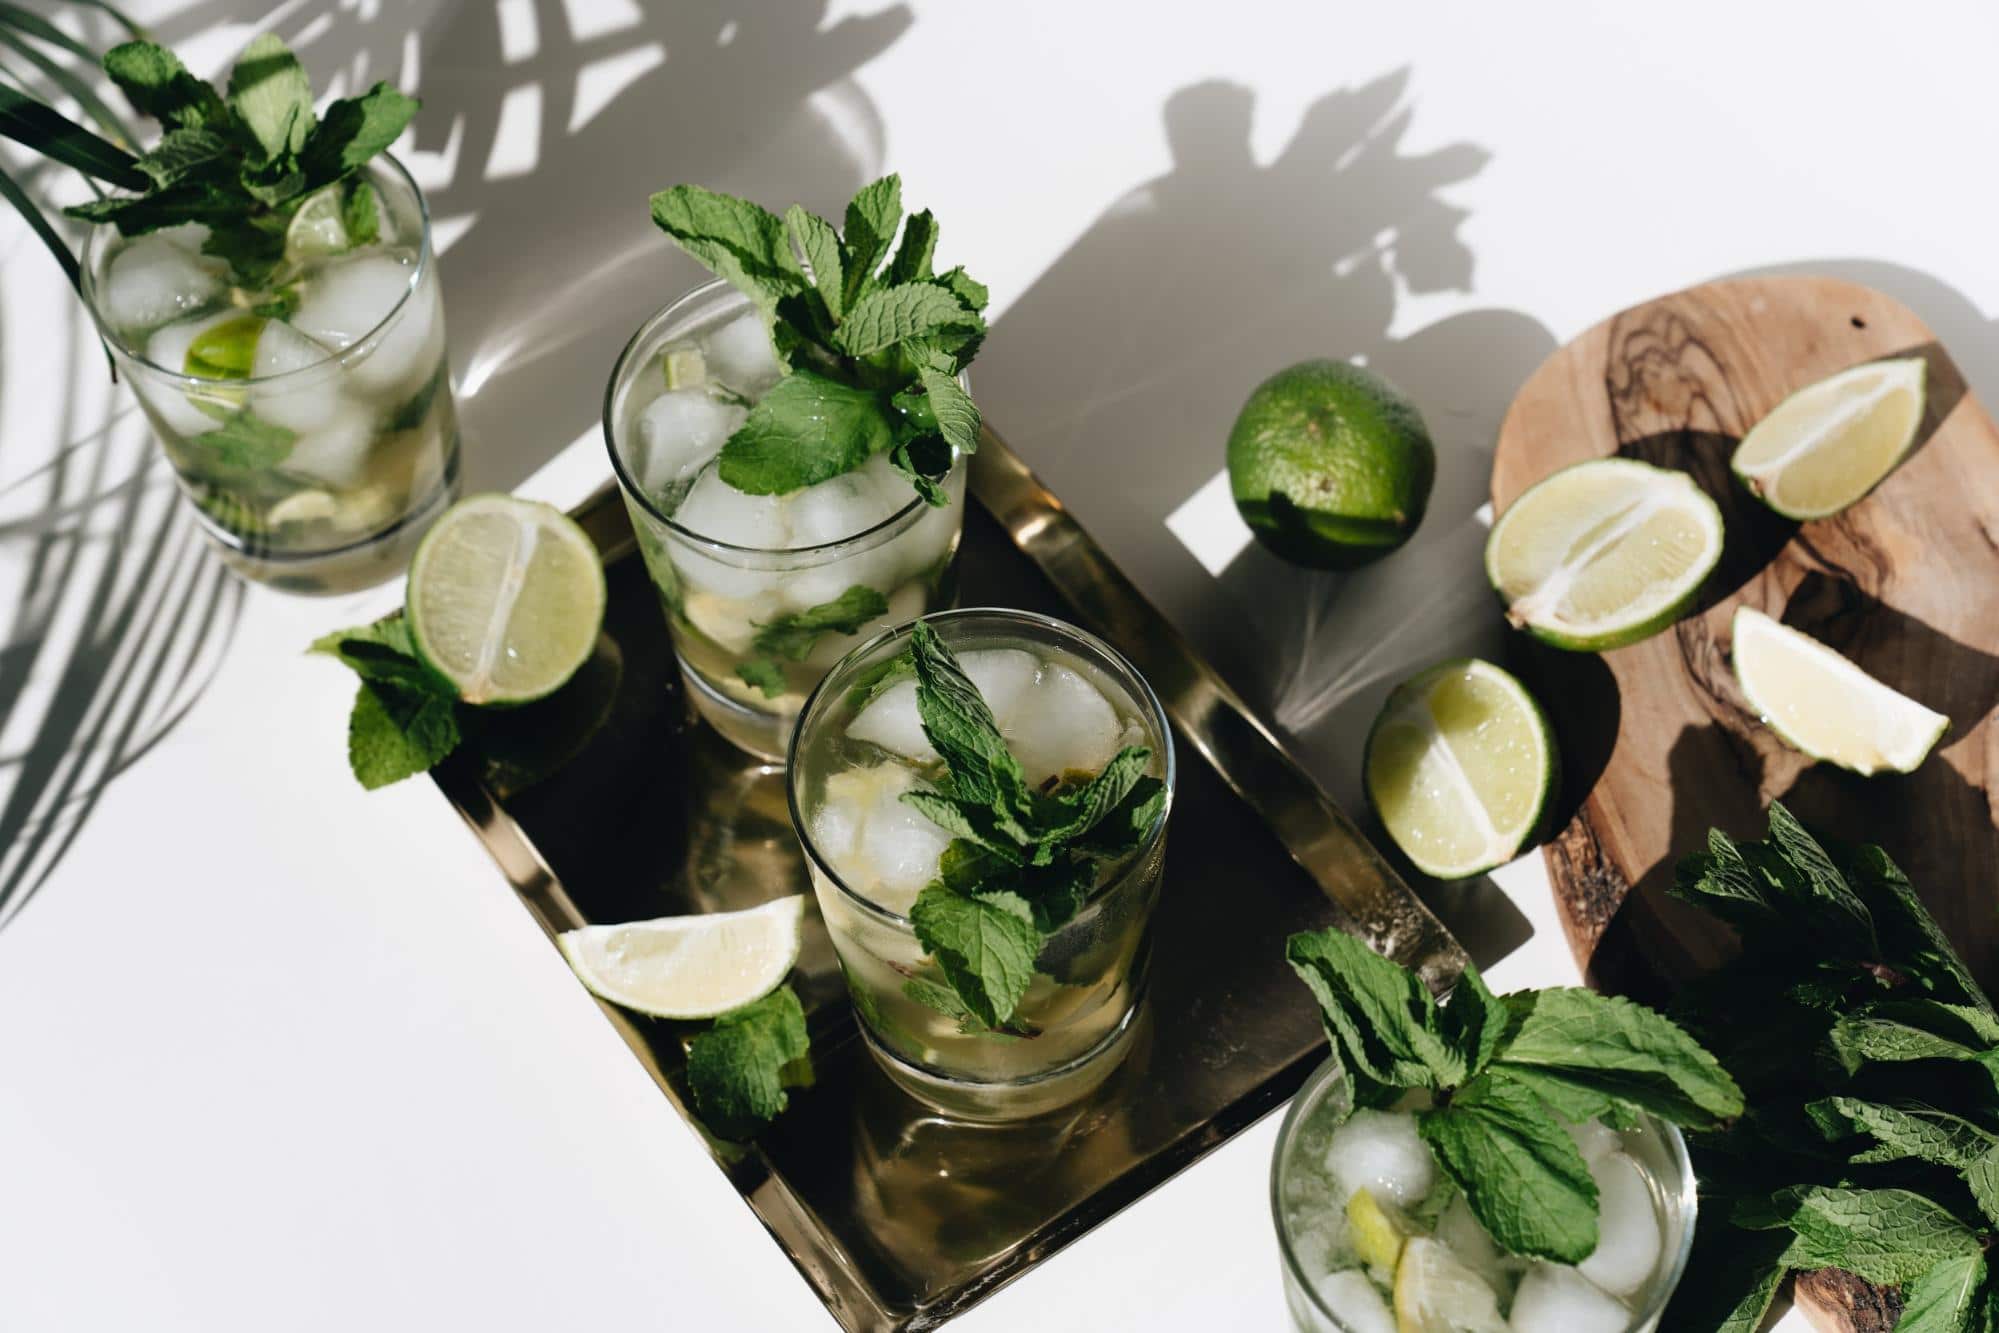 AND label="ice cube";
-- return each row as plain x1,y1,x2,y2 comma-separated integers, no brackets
668,468,790,601
813,764,950,913
848,647,1039,762
291,254,442,398
1577,1151,1661,1297
635,389,744,497
878,455,964,584
1004,662,1121,785
248,320,341,432
139,312,249,436
1322,1109,1434,1208
101,232,227,336
1436,1195,1515,1293
282,400,378,489
1310,1270,1394,1333
1564,1117,1623,1165
1509,1263,1629,1333
703,310,782,396
780,465,907,612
